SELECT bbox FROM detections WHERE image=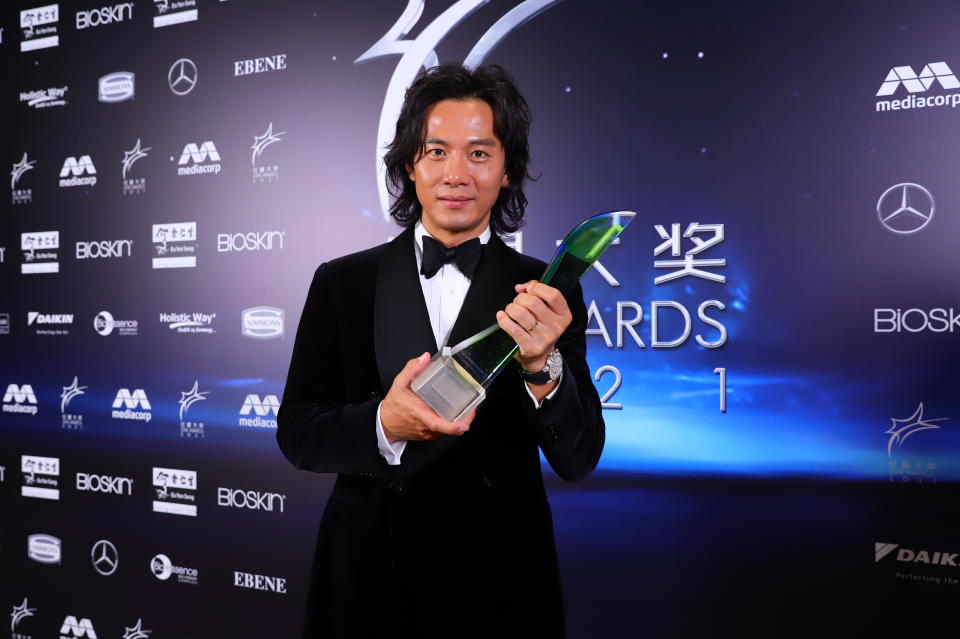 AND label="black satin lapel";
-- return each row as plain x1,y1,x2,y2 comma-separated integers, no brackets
374,227,438,394
446,233,517,347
